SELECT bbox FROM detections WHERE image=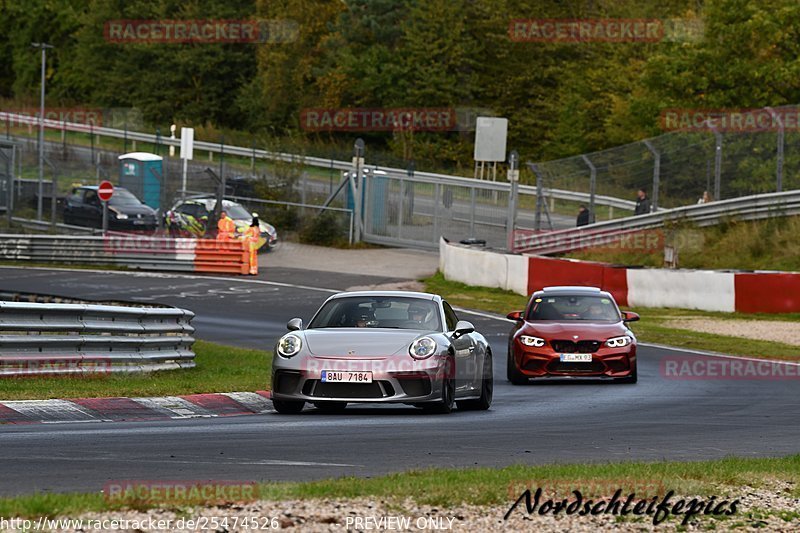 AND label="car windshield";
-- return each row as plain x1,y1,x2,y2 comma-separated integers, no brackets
108,189,144,207
224,204,252,220
526,294,621,322
308,296,442,331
